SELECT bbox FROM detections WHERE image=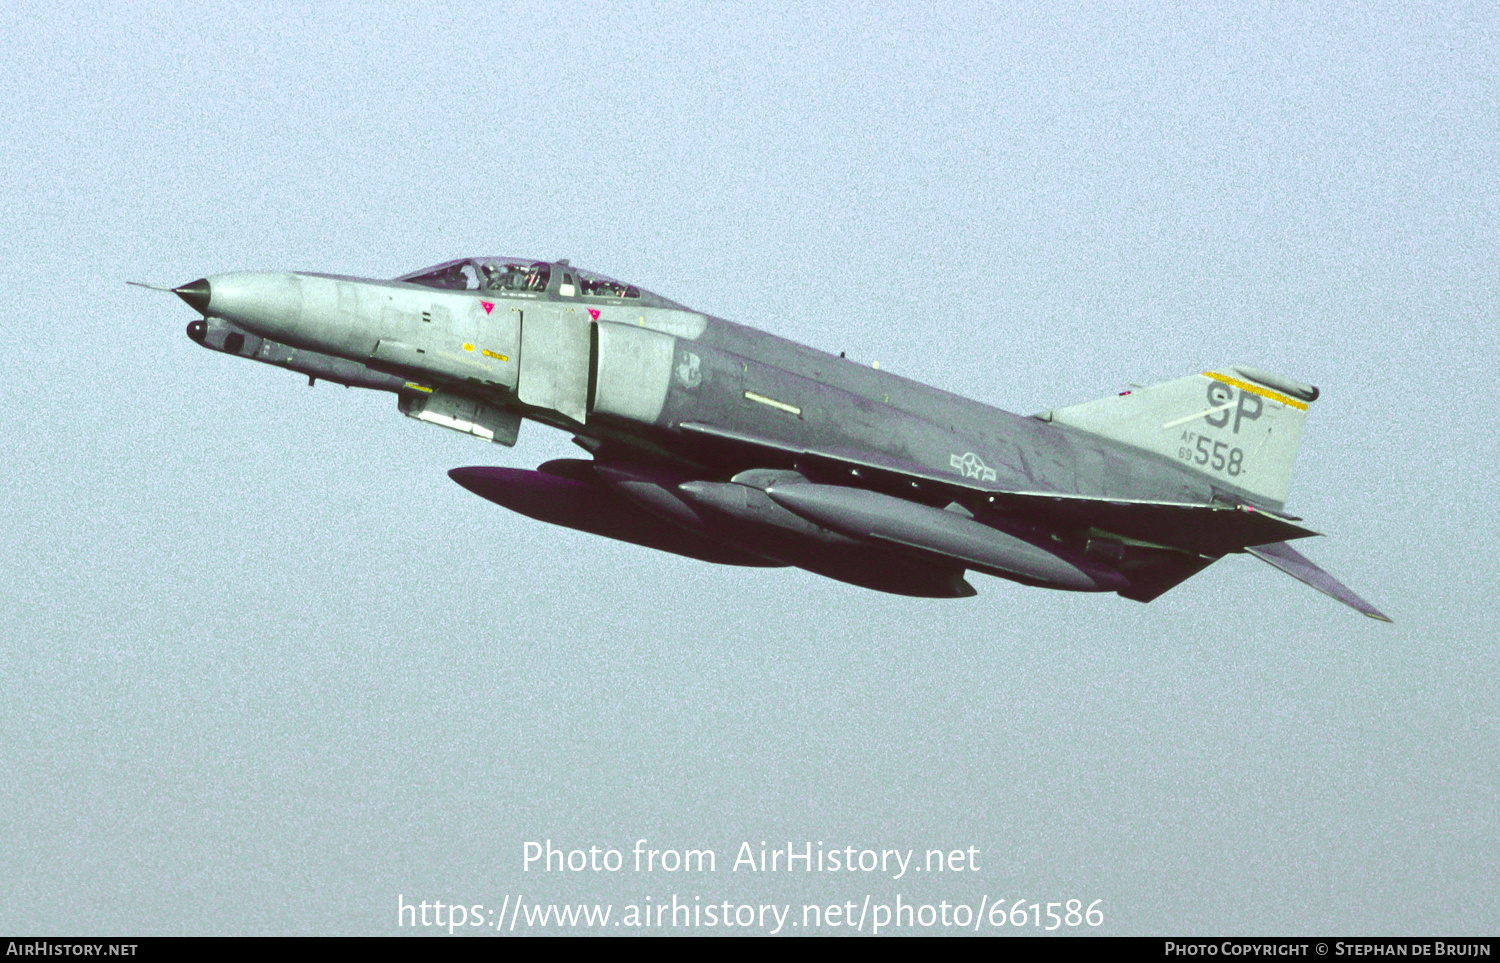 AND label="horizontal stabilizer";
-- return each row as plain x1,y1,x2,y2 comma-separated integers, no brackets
1245,541,1391,622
